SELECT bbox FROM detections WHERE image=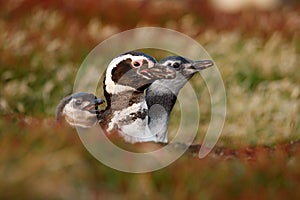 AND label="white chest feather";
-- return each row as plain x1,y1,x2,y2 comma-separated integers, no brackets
107,102,163,143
